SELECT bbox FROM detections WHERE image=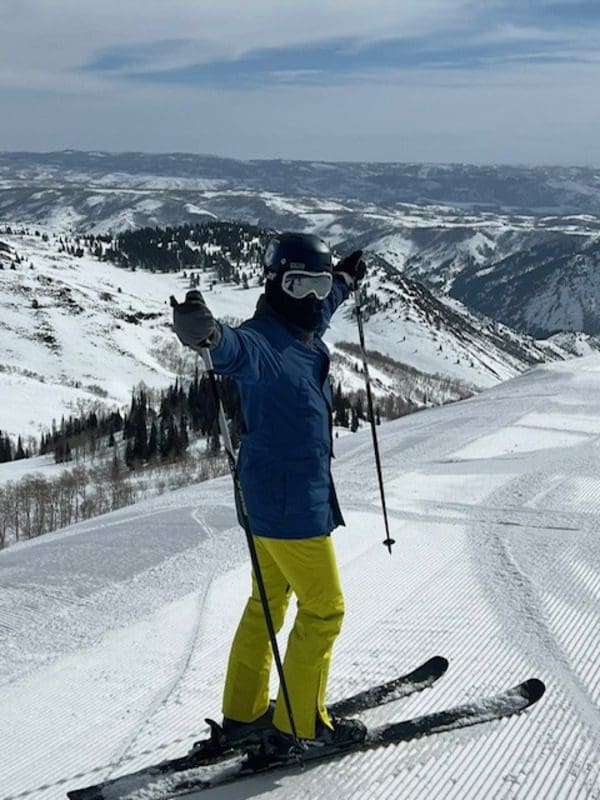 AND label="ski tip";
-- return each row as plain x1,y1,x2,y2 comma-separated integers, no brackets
523,677,546,703
66,789,103,800
418,655,450,677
